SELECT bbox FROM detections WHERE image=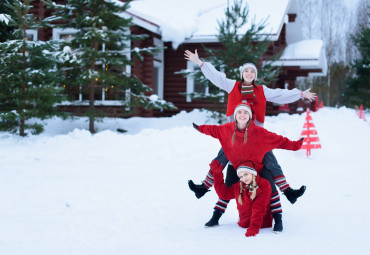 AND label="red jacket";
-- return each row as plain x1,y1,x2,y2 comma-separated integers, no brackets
213,171,272,231
226,82,266,123
198,121,302,172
